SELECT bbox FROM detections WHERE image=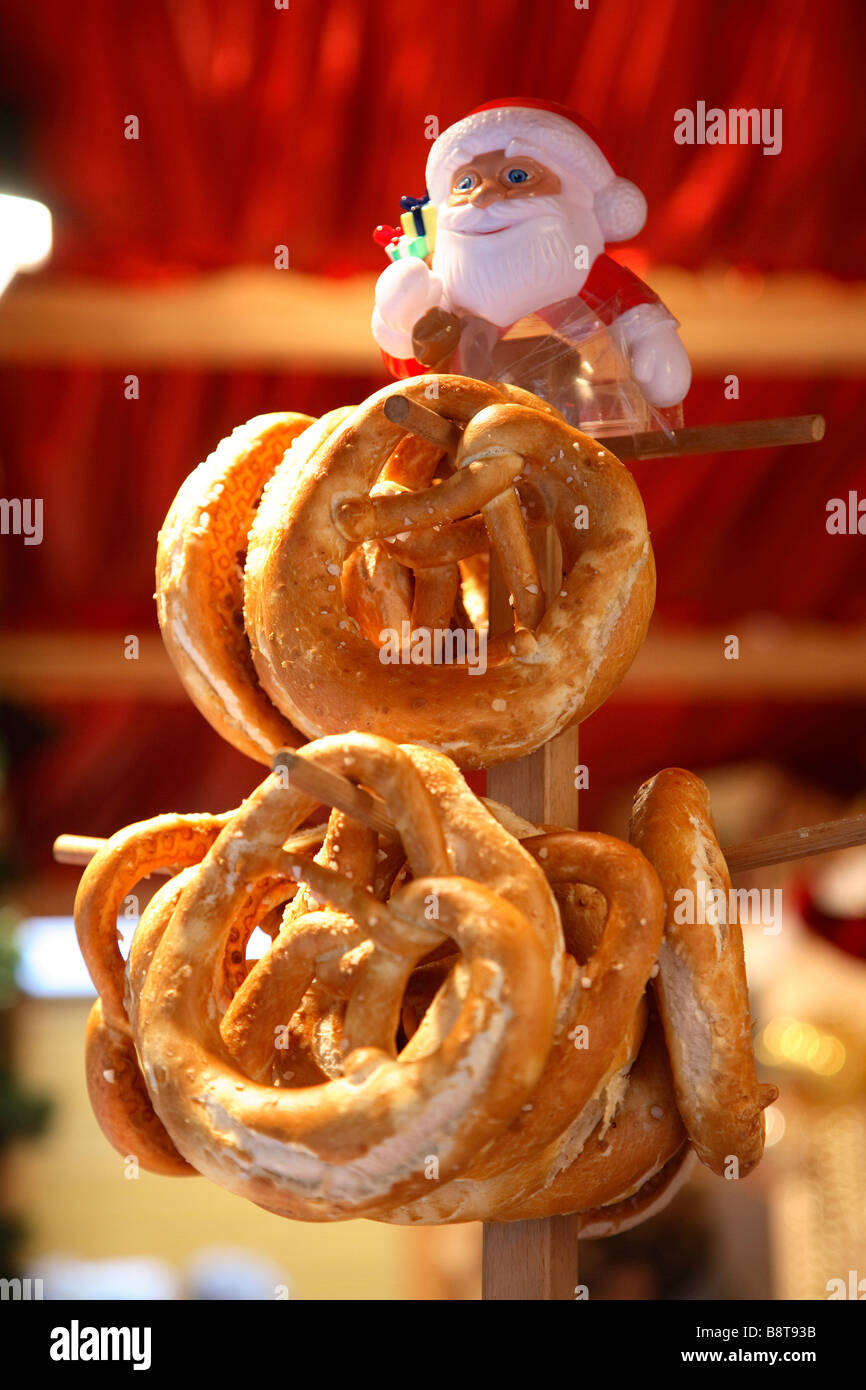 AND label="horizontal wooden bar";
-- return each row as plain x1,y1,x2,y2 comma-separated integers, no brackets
53,809,866,877
724,811,866,874
610,414,825,462
3,625,865,702
2,268,865,371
